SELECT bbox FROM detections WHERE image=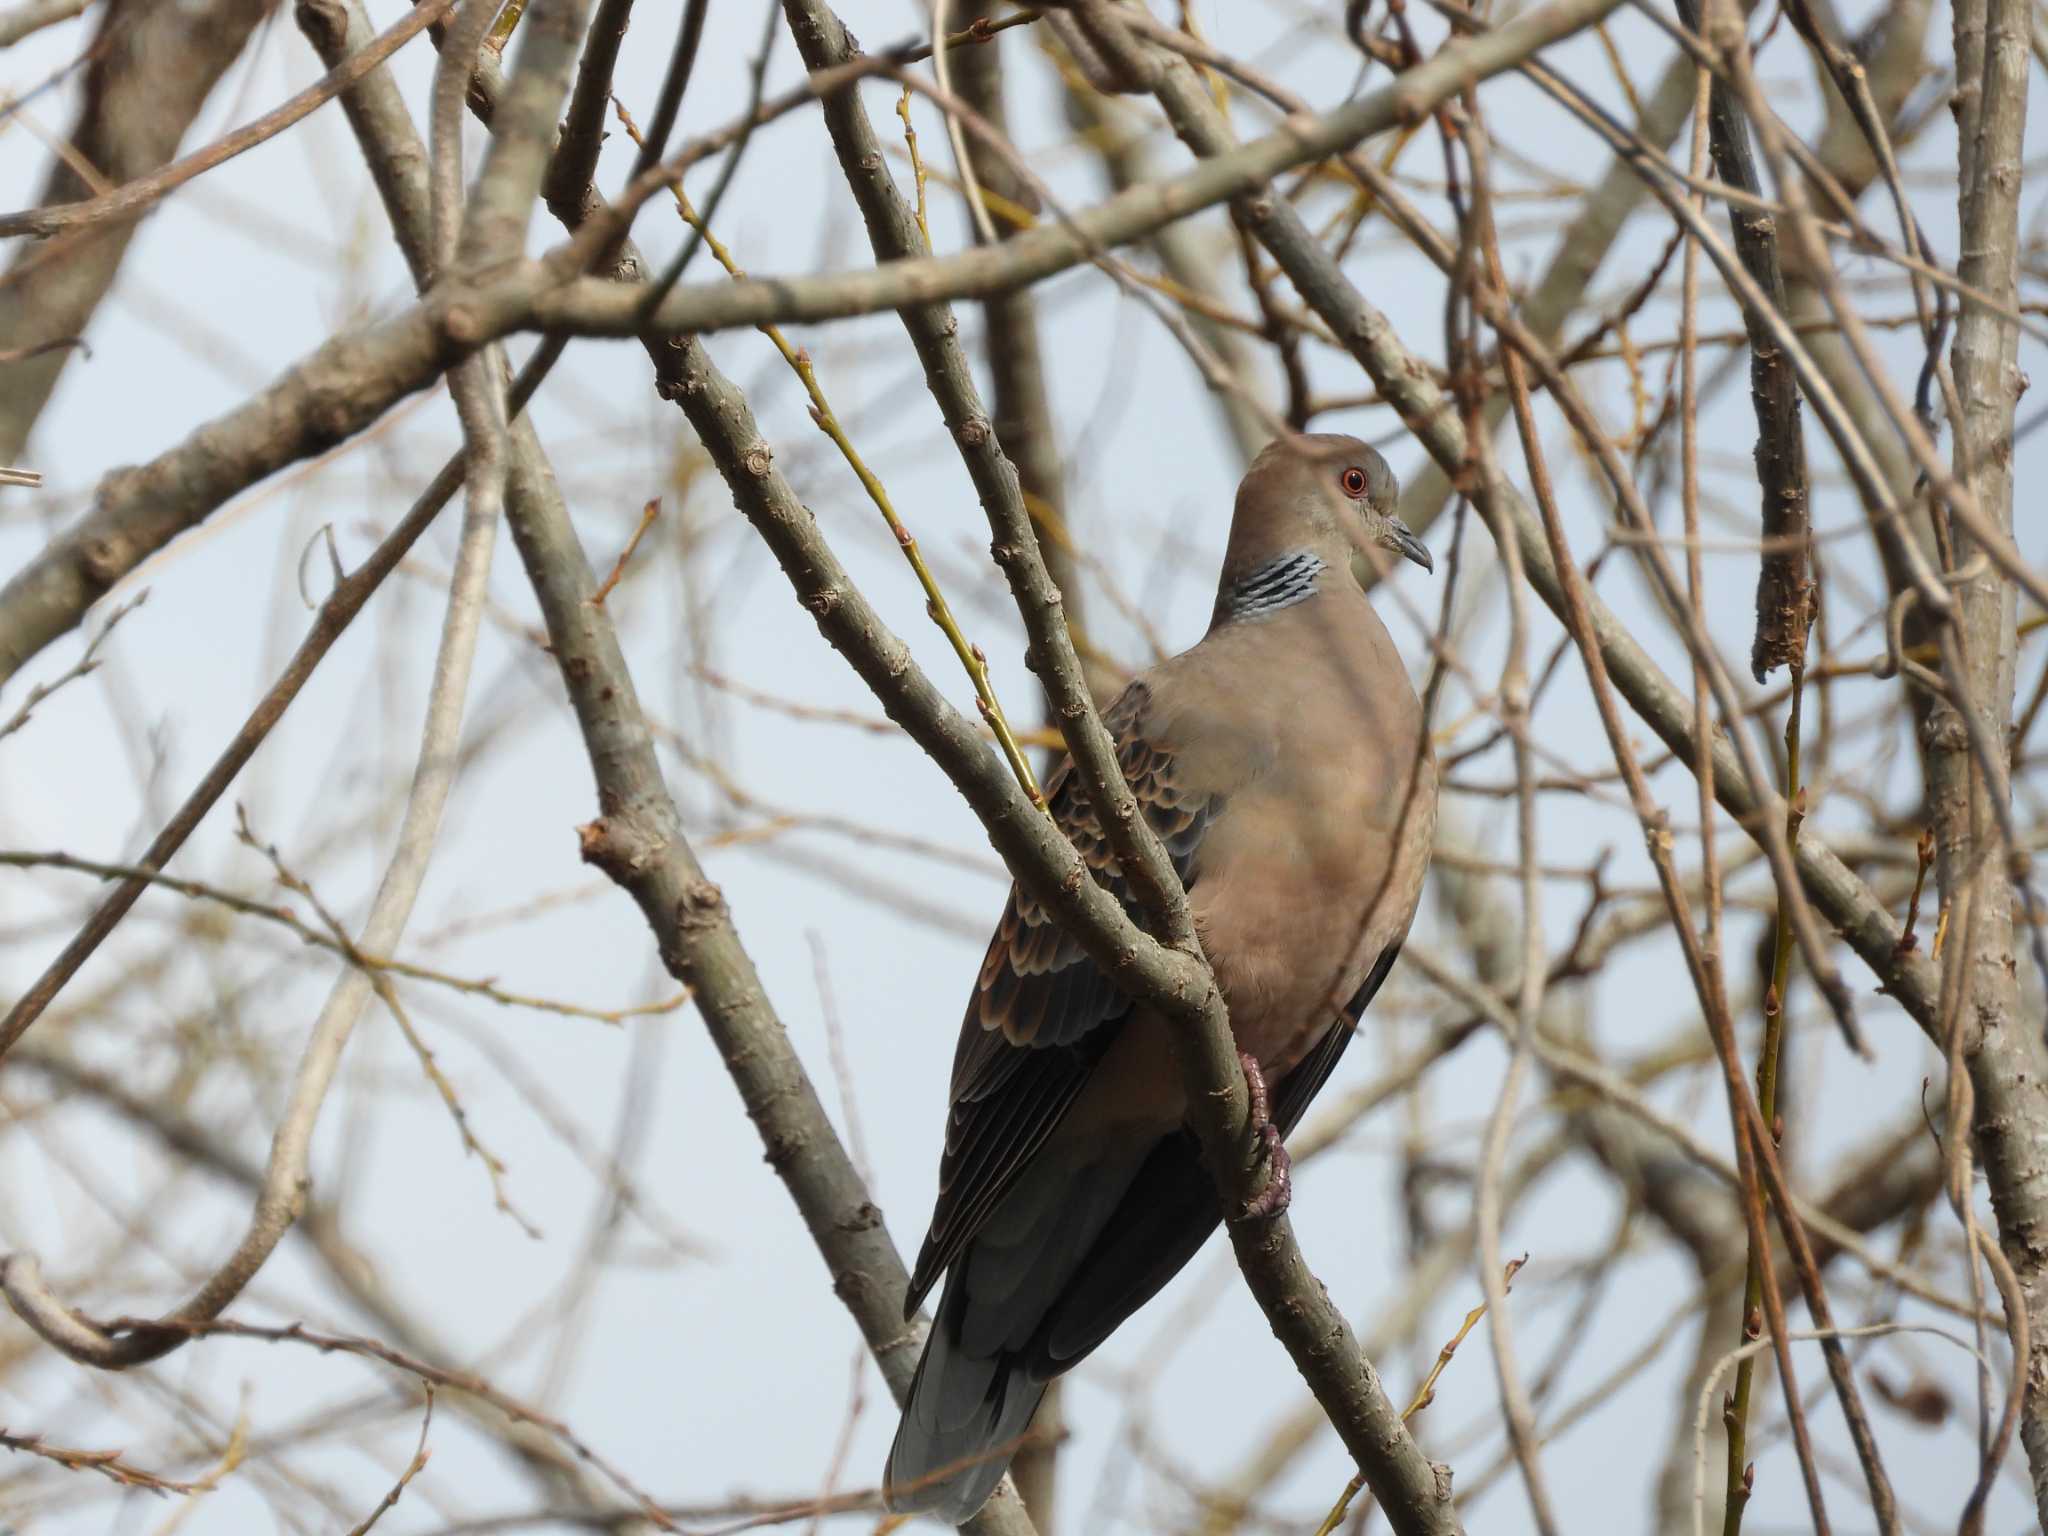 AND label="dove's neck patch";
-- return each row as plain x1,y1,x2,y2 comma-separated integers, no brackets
1220,551,1326,622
